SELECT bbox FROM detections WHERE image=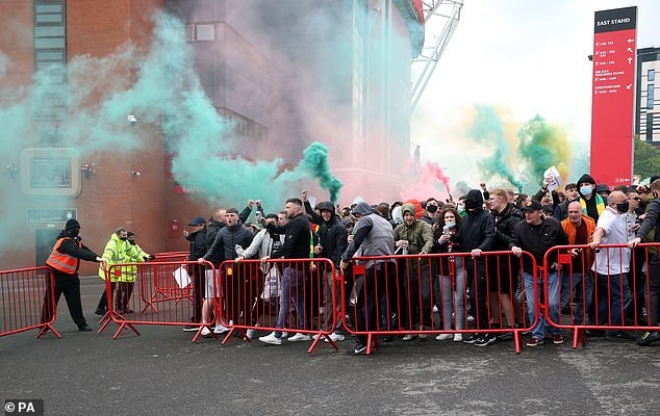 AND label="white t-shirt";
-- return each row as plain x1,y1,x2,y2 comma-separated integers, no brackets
592,207,631,275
